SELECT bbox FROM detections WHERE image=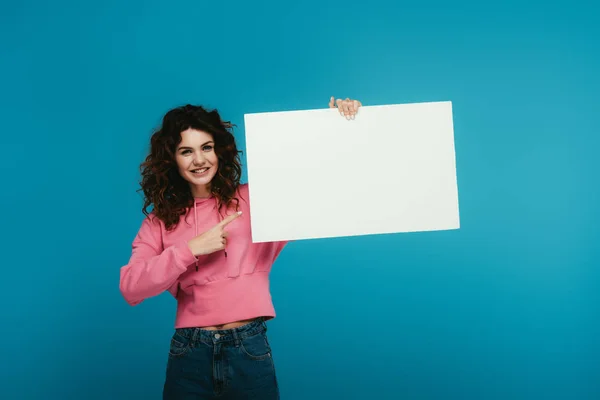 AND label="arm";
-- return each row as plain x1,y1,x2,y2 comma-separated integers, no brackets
119,216,197,306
